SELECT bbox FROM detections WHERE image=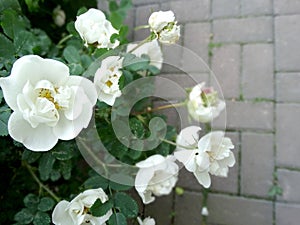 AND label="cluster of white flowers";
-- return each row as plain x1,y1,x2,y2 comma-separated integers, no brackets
52,188,112,225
